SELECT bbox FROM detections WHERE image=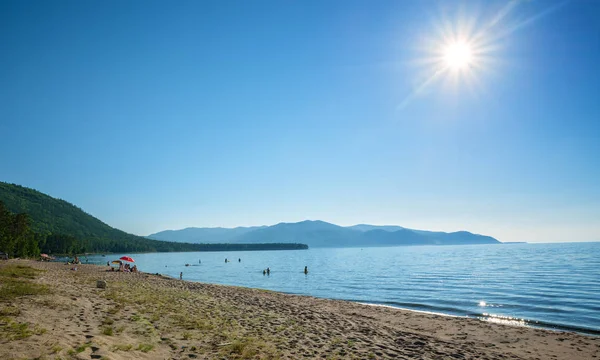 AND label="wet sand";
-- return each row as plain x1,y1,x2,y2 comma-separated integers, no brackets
1,260,598,359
